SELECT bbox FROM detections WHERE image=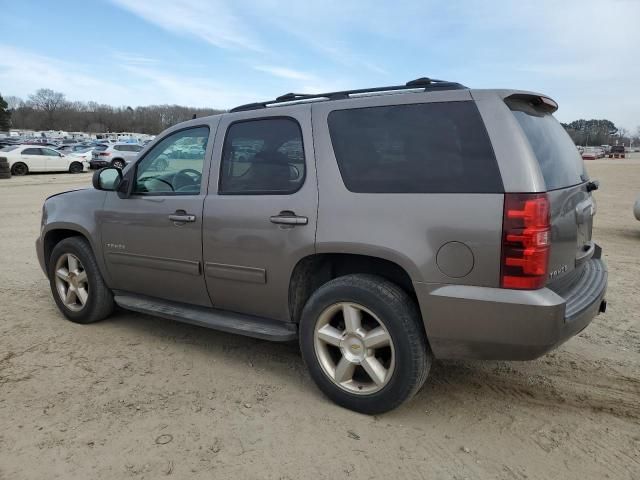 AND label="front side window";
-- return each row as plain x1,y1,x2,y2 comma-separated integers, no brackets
133,126,209,195
42,148,61,156
219,118,305,194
